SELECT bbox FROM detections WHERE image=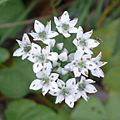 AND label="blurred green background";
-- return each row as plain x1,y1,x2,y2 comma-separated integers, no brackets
0,0,120,120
